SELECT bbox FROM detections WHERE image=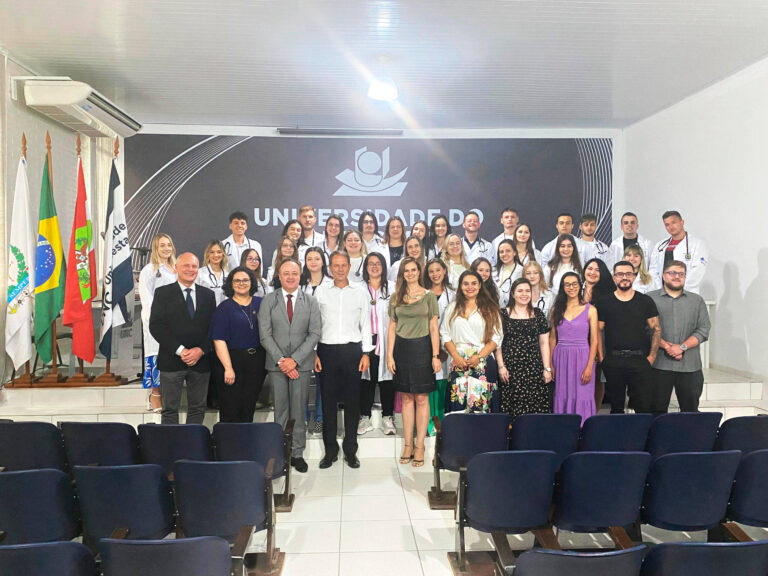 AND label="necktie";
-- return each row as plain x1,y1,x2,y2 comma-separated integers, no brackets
185,288,195,318
286,294,293,324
